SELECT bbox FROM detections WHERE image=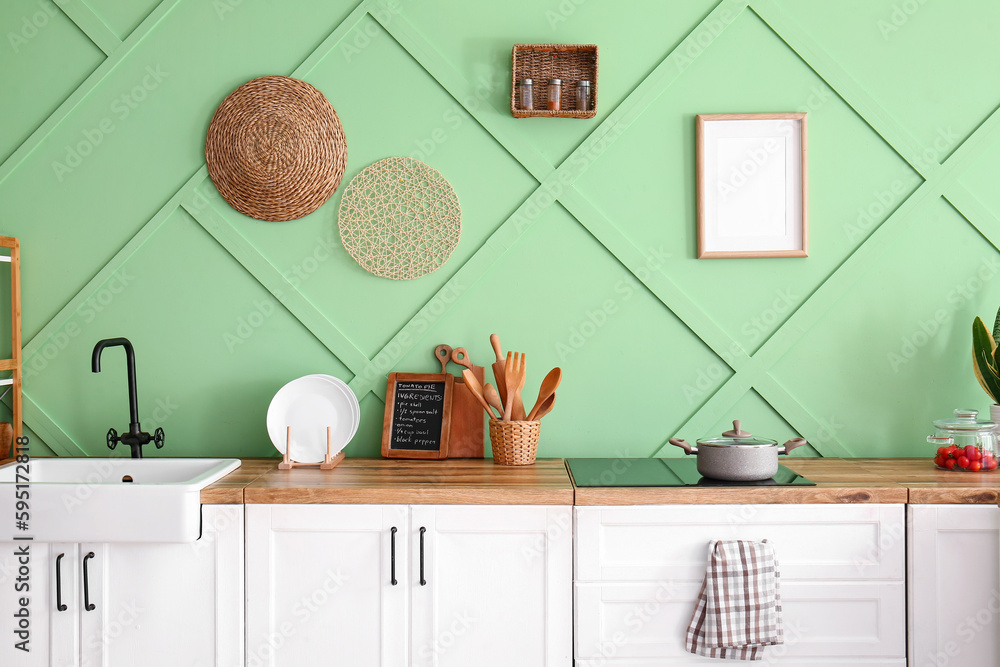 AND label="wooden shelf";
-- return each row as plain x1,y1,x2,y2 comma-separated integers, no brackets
0,236,21,456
